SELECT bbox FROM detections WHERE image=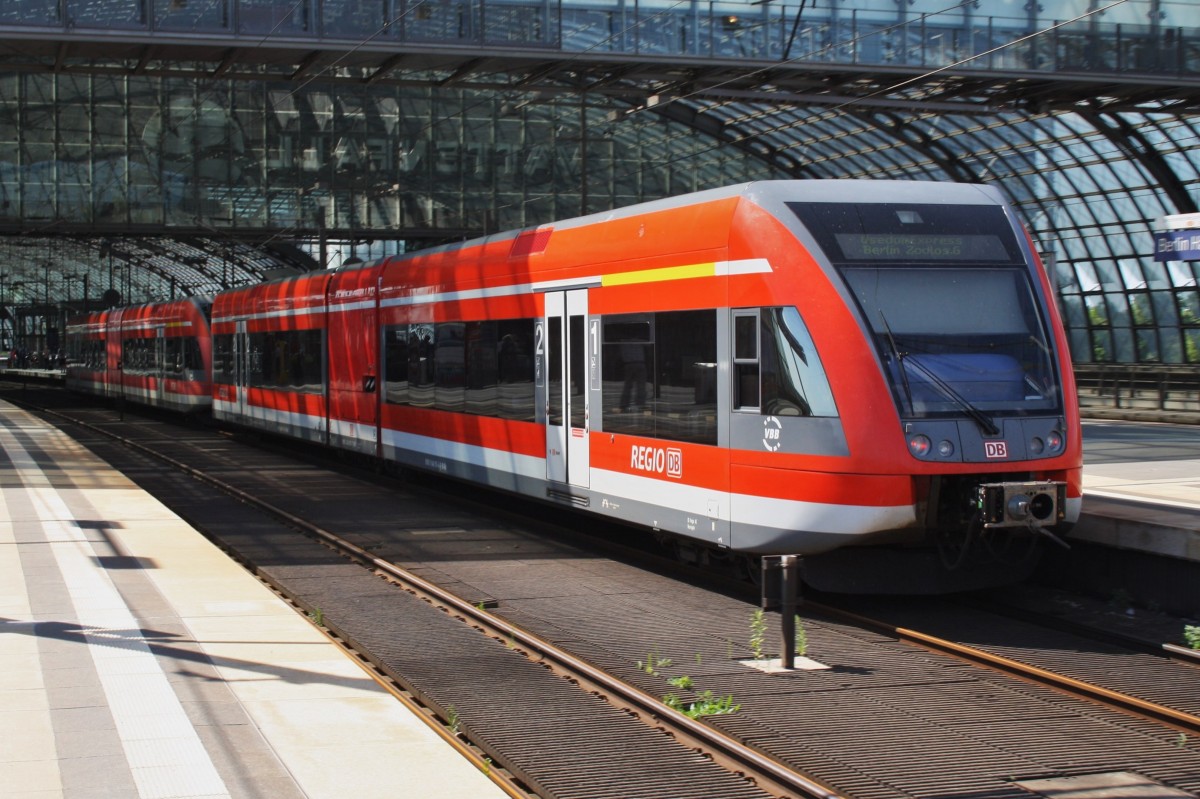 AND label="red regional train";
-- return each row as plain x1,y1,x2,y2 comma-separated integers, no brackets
67,180,1082,592
66,297,212,413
